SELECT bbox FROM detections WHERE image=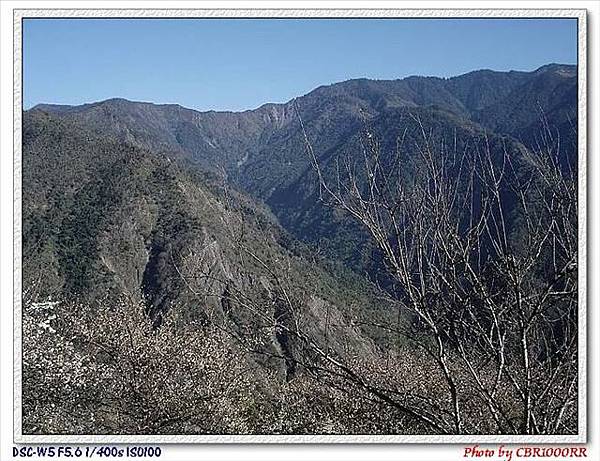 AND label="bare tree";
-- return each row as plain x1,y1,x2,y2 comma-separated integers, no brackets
294,102,578,435
169,172,460,434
